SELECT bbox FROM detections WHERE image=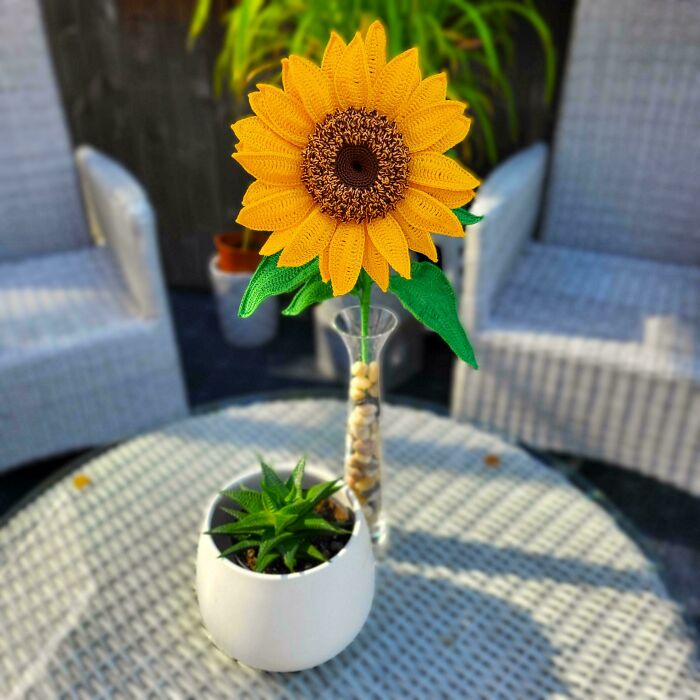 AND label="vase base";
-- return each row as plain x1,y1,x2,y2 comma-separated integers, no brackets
370,519,389,559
